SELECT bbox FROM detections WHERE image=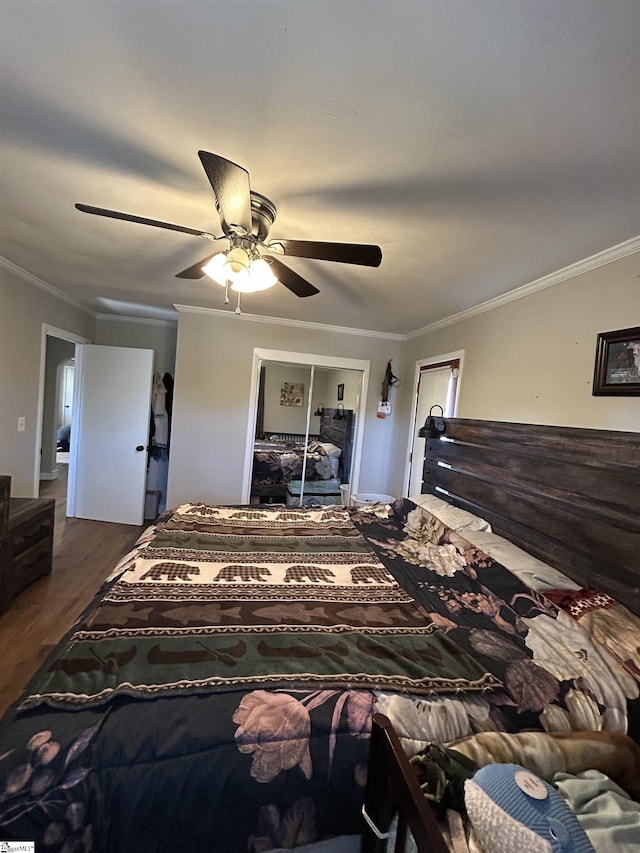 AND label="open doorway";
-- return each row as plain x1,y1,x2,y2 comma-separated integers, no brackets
35,324,90,503
405,351,464,496
36,329,157,524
